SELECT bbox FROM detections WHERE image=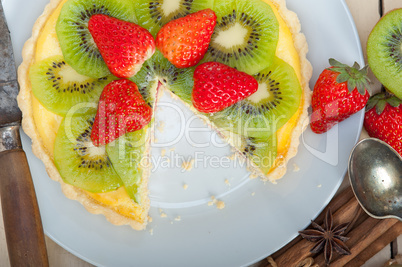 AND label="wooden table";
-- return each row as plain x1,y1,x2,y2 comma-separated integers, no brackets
0,0,401,266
